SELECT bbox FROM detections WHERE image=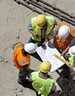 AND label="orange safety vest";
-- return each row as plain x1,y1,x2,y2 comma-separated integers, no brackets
54,21,74,50
13,46,31,69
